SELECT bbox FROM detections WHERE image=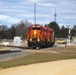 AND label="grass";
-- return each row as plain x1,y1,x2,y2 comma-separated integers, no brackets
0,46,76,69
0,48,76,69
